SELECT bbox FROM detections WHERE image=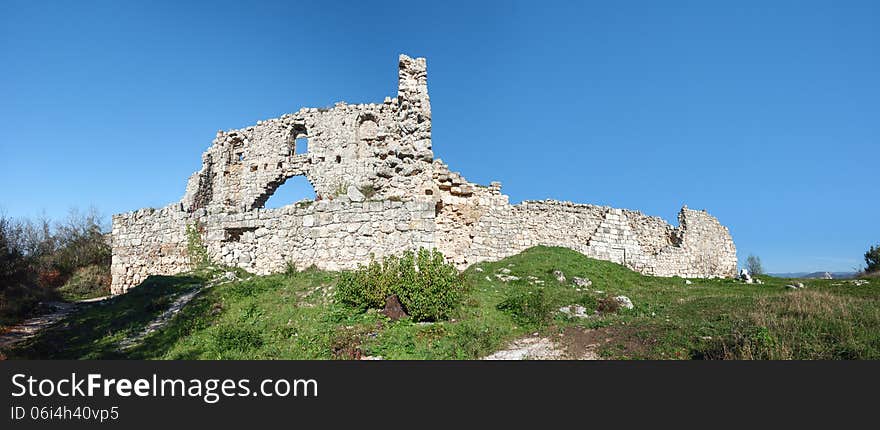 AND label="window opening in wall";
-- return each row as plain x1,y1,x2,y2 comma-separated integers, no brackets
288,125,309,156
295,137,308,154
224,227,257,242
335,155,342,163
259,175,316,209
